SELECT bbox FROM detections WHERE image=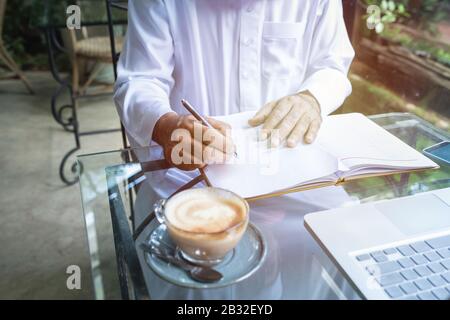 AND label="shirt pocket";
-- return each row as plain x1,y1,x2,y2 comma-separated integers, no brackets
261,22,305,80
